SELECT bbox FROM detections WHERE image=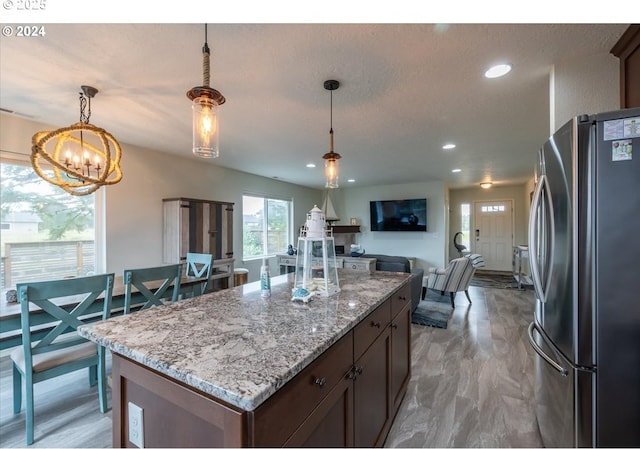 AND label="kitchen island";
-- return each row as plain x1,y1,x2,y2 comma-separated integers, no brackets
79,270,413,447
